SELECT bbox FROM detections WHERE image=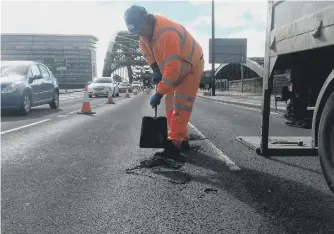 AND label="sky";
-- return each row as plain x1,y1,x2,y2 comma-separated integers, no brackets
1,0,267,77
